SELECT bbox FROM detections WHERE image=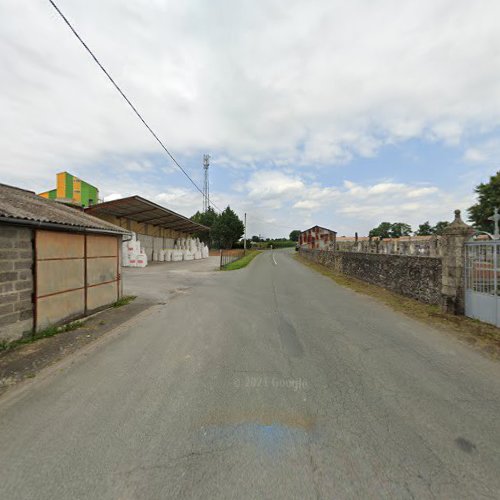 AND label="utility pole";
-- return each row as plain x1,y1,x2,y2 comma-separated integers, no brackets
244,212,247,252
203,154,210,212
